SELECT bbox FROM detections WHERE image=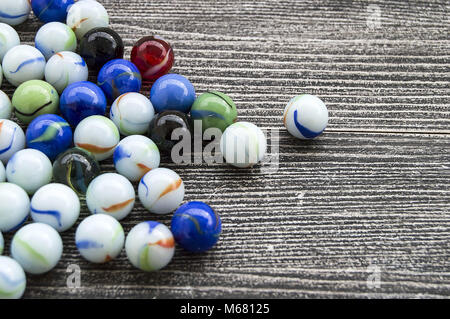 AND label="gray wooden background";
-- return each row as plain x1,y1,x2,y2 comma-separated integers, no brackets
2,0,449,298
